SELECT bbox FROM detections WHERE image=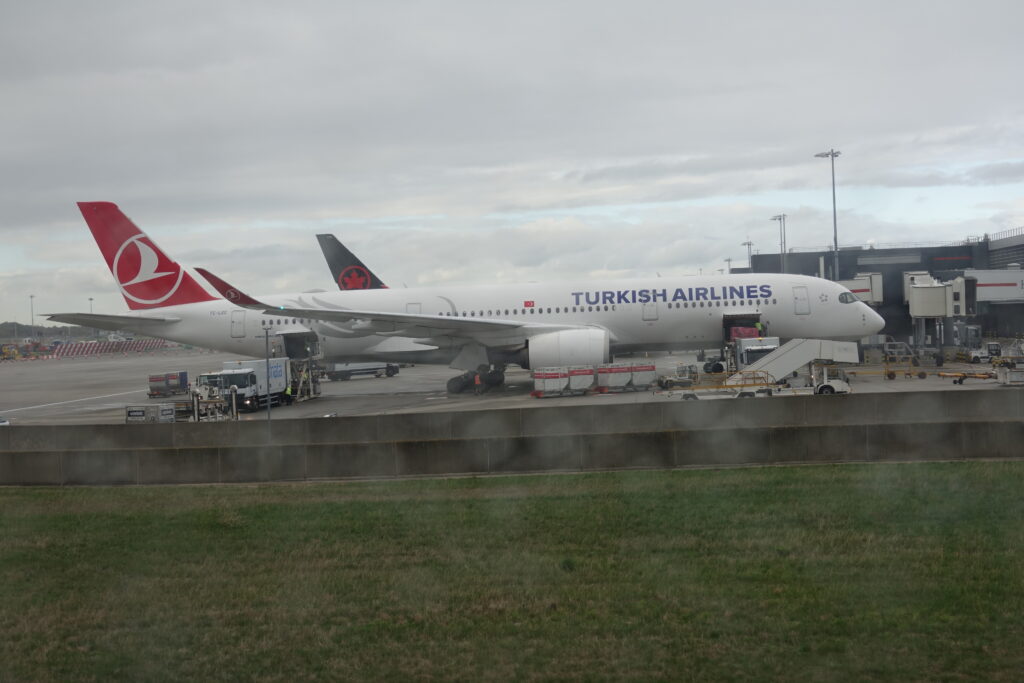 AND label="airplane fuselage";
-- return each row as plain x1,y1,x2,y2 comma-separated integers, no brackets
108,273,884,366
